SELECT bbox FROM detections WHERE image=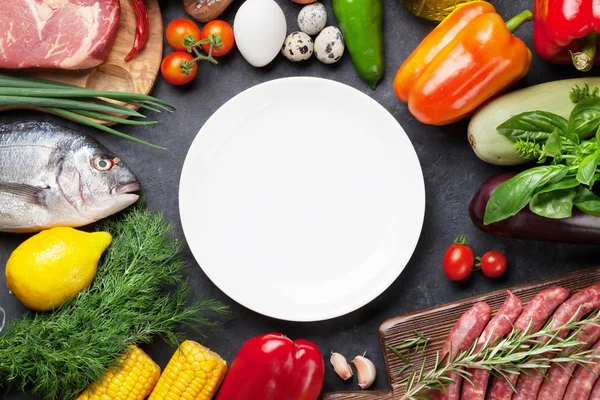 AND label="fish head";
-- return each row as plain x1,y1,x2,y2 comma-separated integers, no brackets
58,137,141,222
